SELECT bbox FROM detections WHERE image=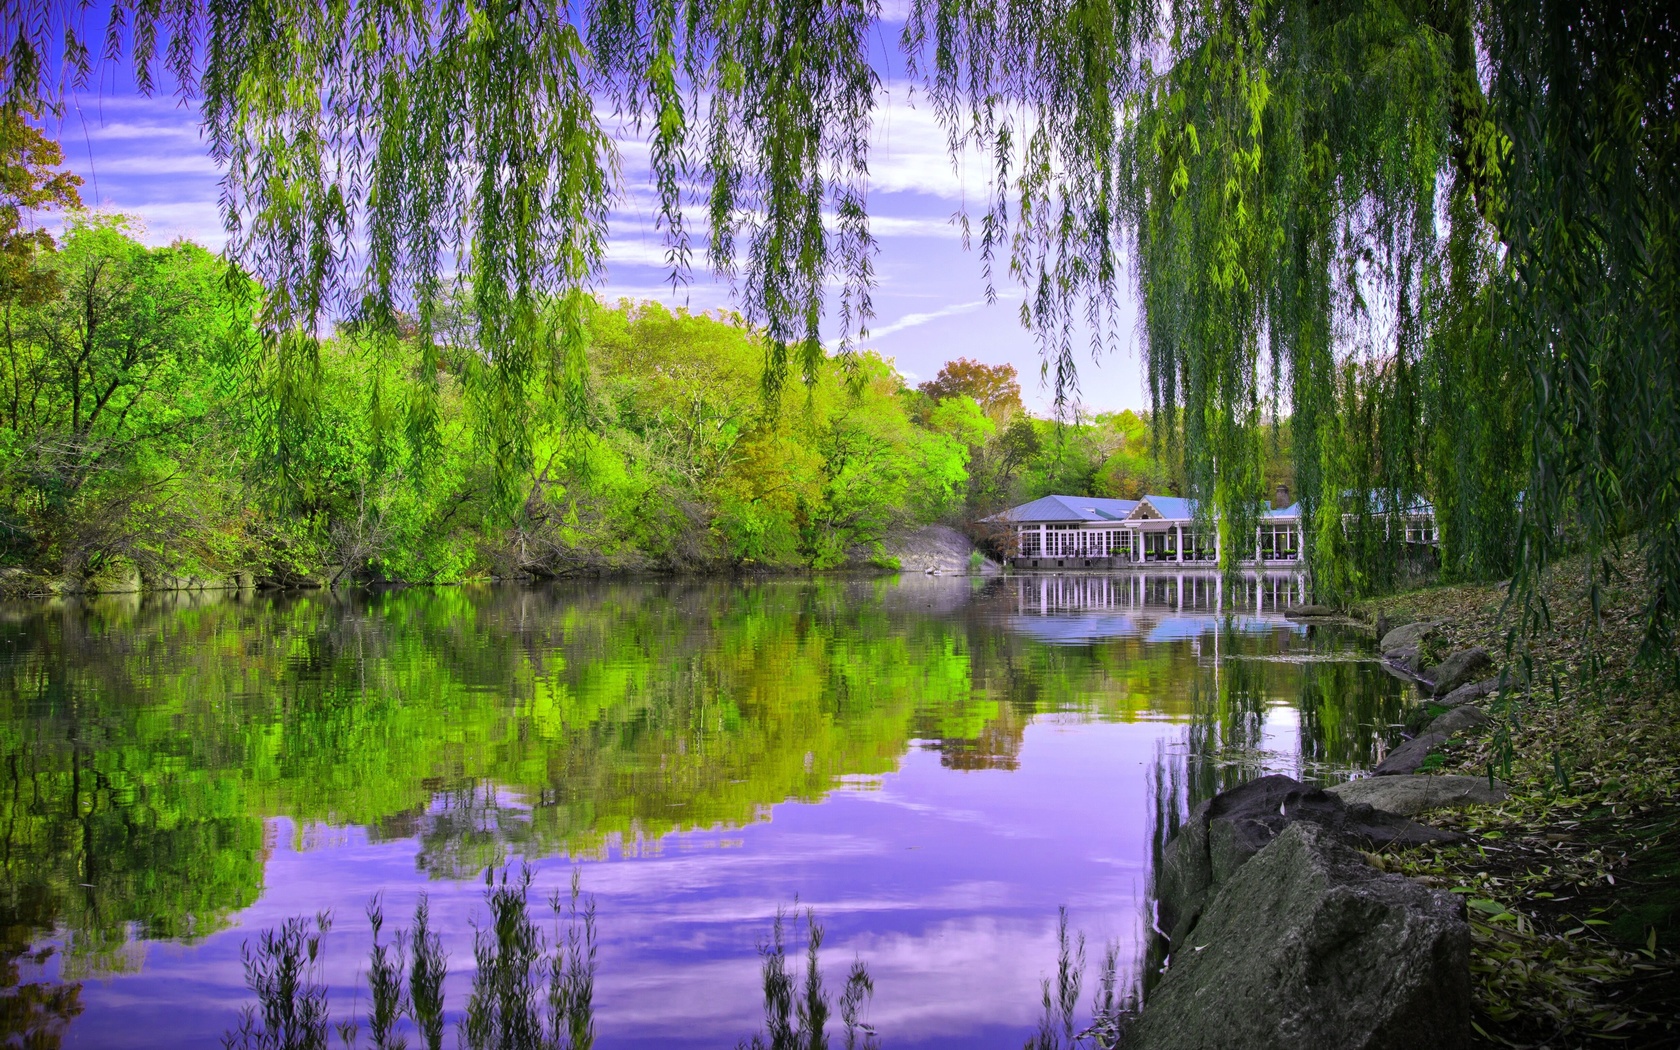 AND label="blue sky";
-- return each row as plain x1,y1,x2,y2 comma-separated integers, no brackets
43,46,1149,416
